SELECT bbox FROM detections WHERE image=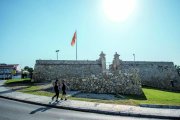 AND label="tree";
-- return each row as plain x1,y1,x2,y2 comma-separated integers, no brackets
22,66,34,79
24,66,33,73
